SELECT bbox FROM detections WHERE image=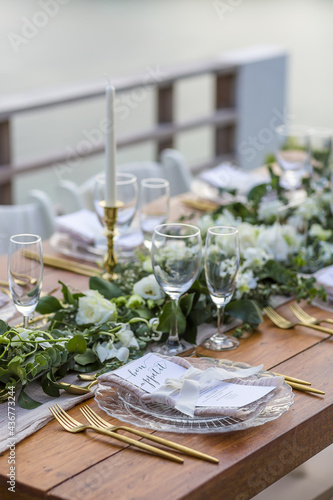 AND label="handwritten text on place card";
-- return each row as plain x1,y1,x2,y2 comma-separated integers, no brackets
113,353,187,393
